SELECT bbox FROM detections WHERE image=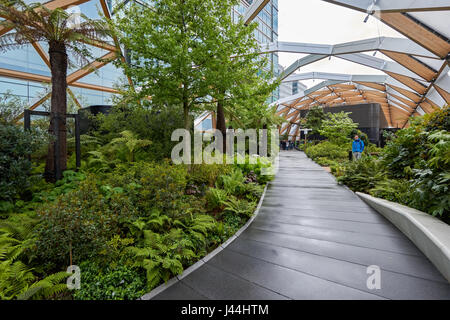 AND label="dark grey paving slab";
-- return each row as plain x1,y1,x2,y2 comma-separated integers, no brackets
227,238,450,299
207,249,384,300
150,151,450,300
152,281,209,300
179,264,289,300
239,228,445,283
257,207,390,223
250,220,422,256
